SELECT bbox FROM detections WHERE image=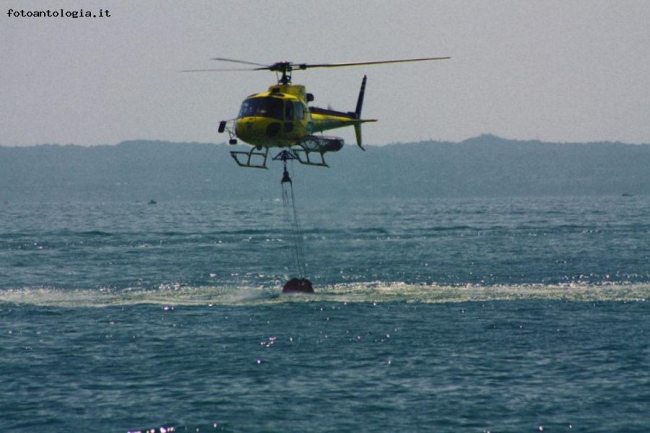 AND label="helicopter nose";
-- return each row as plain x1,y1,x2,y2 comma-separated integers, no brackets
235,118,257,140
236,117,283,143
266,122,281,137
